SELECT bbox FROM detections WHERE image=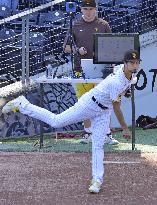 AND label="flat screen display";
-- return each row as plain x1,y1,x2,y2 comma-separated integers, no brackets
93,33,140,64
